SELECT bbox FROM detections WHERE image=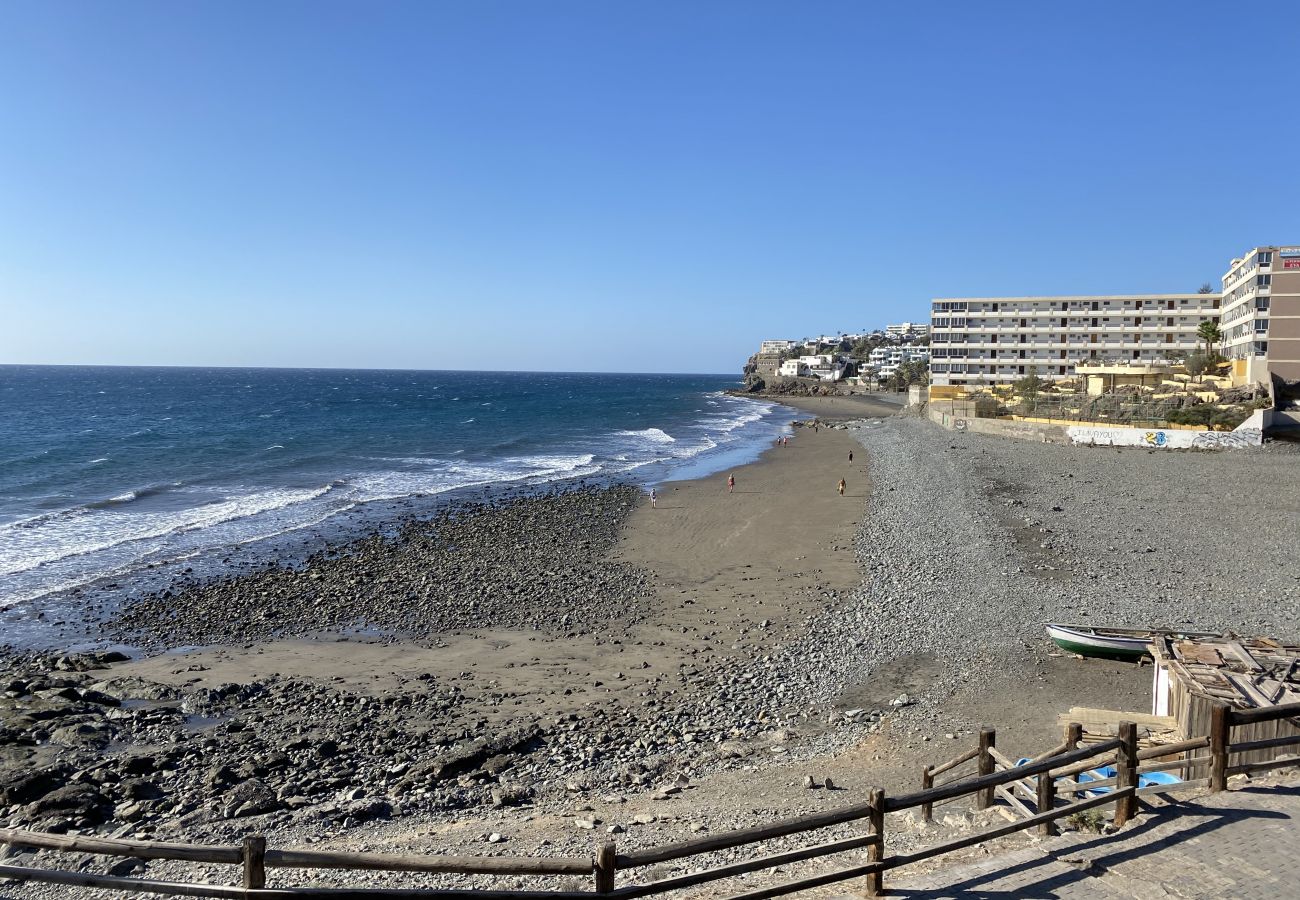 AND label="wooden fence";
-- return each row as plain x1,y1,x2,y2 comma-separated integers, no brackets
2,701,1298,899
